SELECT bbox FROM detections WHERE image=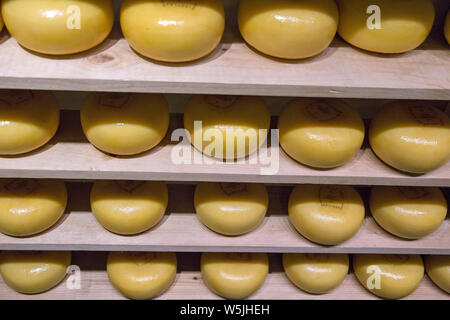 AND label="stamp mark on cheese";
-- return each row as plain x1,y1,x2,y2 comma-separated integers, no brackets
397,186,428,200
220,183,247,195
319,186,344,210
4,179,40,196
384,254,410,263
227,253,251,261
409,105,444,126
307,100,343,121
205,95,238,109
99,93,130,108
160,0,198,10
115,180,145,193
125,252,156,265
0,90,34,105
